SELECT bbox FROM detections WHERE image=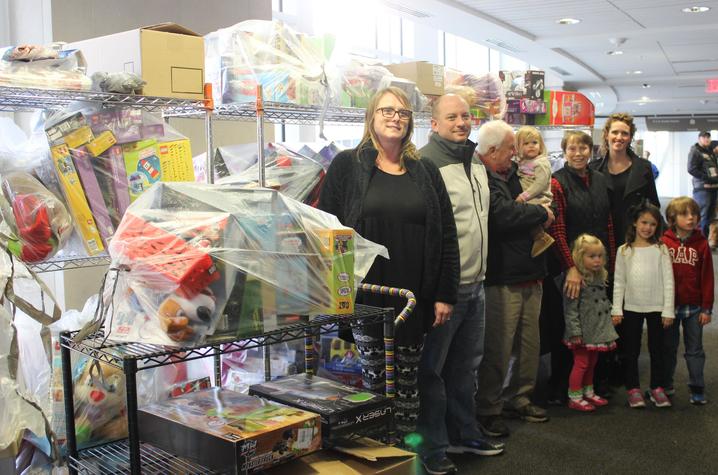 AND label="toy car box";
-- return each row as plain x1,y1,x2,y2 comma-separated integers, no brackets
249,374,392,440
138,388,321,473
